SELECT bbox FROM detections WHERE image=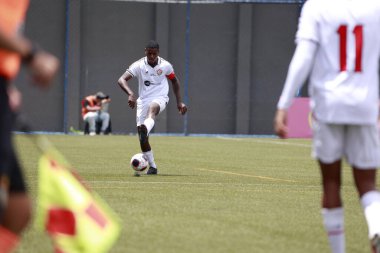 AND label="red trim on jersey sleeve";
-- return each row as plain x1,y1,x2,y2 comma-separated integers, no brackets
166,72,176,80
